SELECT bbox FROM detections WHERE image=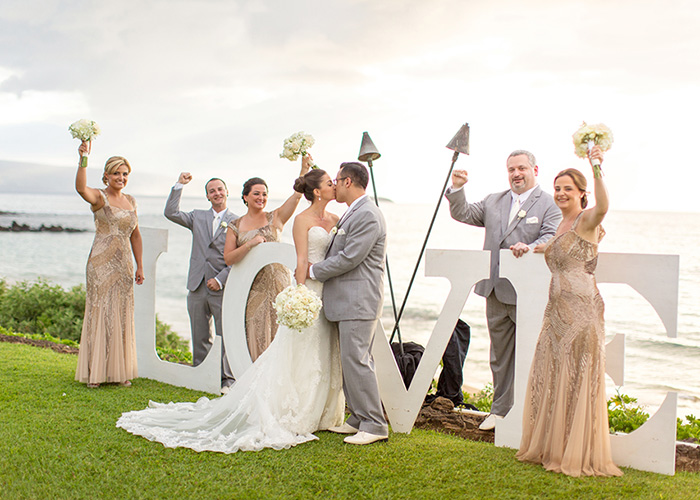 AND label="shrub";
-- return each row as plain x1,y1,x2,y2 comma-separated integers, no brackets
465,383,494,413
0,277,190,358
